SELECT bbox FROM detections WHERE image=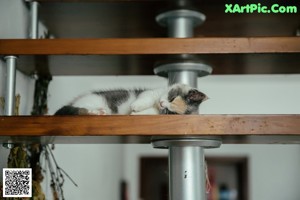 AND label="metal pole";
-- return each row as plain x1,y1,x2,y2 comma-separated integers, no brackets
168,71,198,87
153,6,219,200
152,138,221,200
156,9,205,38
4,56,17,116
154,9,211,83
168,17,193,38
30,1,39,39
169,146,205,200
